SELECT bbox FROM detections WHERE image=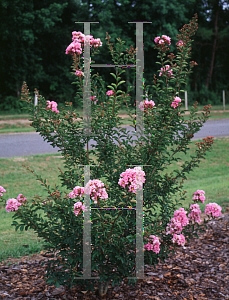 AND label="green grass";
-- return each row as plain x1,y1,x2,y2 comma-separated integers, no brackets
0,114,31,120
0,137,228,263
0,123,35,134
0,154,65,262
